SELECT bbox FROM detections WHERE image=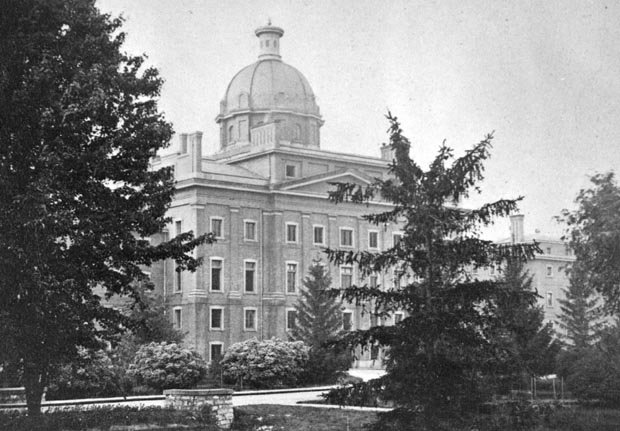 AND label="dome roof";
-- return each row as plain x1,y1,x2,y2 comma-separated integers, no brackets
221,59,320,116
